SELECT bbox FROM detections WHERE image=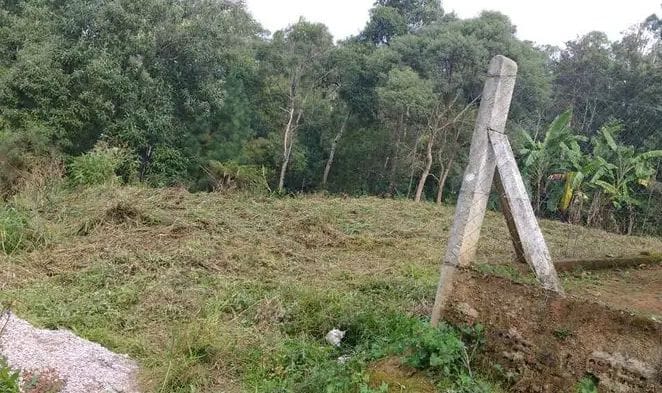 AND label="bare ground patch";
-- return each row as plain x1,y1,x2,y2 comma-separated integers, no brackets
443,269,662,393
